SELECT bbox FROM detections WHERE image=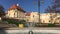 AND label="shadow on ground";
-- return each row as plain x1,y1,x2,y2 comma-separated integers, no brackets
0,30,7,34
0,27,8,34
